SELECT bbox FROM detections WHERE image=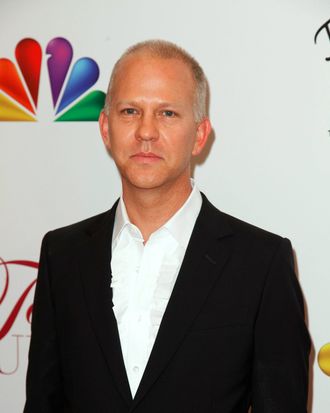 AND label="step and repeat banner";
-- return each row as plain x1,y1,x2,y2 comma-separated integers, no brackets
1,0,330,411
